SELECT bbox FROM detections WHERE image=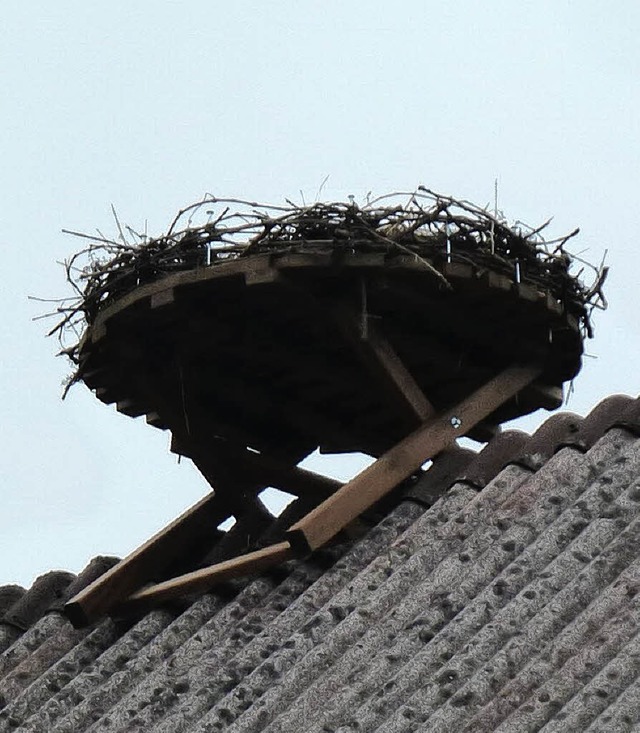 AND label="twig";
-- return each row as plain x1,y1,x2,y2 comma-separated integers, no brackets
42,189,606,386
111,204,127,245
